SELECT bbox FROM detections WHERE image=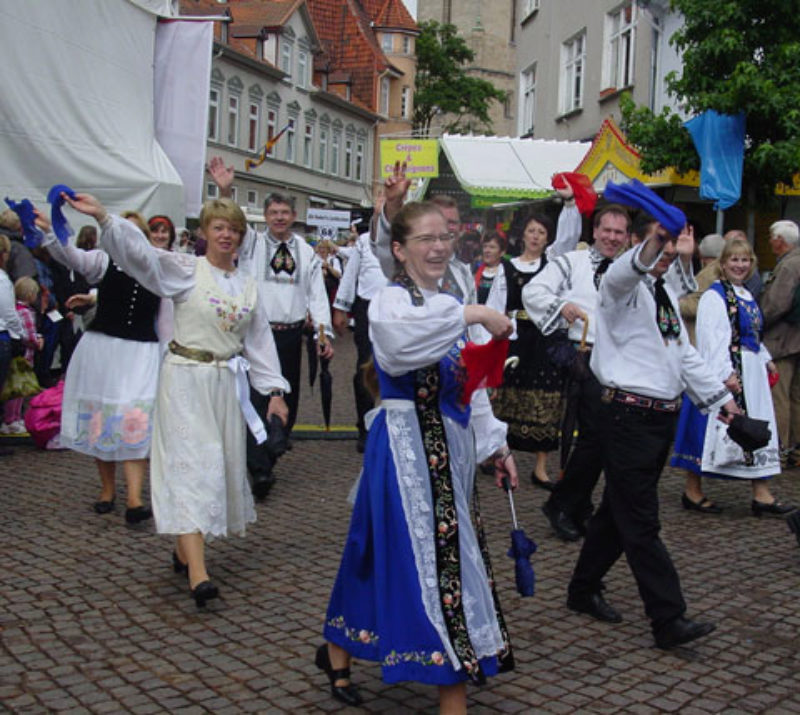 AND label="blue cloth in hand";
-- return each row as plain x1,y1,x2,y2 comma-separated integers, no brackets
603,179,687,237
47,184,77,245
3,197,44,248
